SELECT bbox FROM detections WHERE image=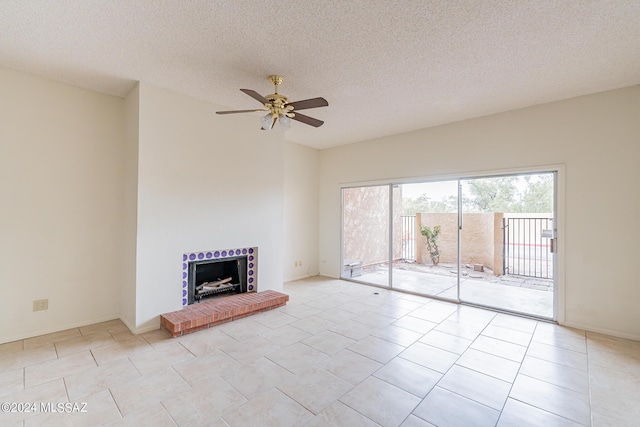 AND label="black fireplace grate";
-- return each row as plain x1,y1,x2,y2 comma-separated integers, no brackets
195,283,240,302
